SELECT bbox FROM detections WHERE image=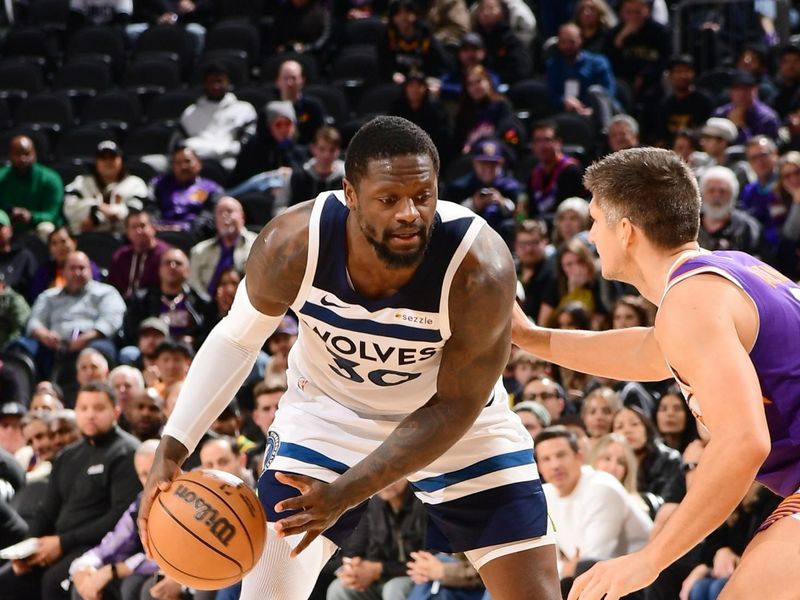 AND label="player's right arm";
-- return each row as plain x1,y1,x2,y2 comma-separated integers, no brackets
512,302,671,382
138,201,312,552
